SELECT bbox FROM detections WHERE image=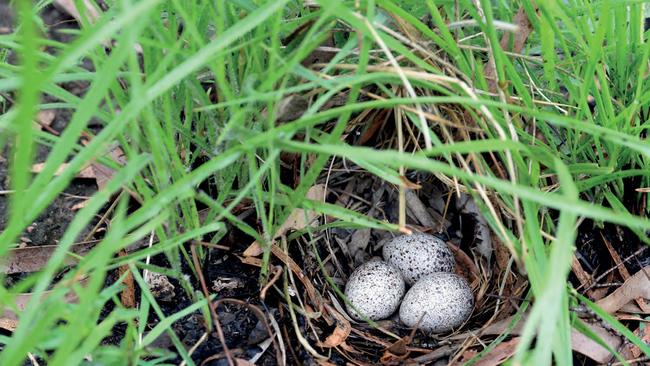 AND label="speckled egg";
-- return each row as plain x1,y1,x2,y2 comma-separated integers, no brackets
399,272,474,333
382,233,454,285
344,260,405,321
